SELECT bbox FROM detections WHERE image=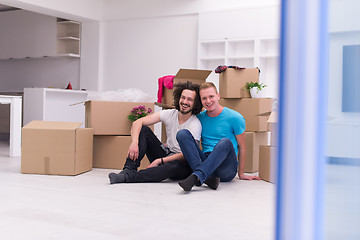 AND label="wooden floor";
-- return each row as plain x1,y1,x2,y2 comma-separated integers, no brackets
0,141,275,240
